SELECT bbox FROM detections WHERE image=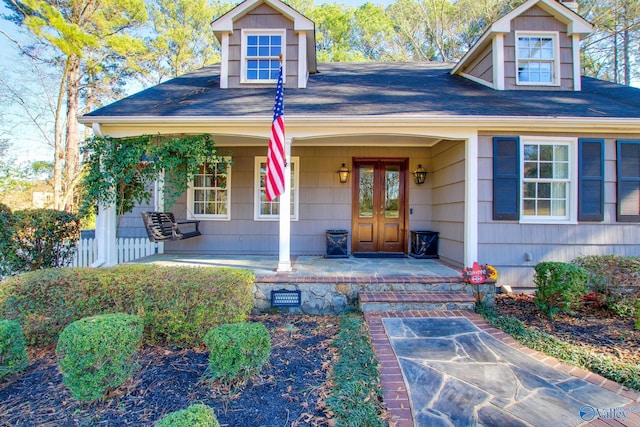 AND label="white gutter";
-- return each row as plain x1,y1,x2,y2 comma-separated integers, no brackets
79,115,640,137
79,114,640,126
